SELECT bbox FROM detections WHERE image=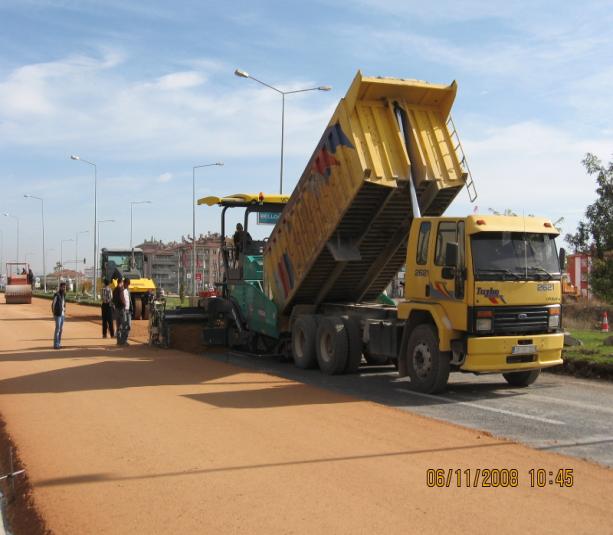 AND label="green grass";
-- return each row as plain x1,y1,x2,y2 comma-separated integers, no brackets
32,290,100,306
163,296,189,309
564,330,613,365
